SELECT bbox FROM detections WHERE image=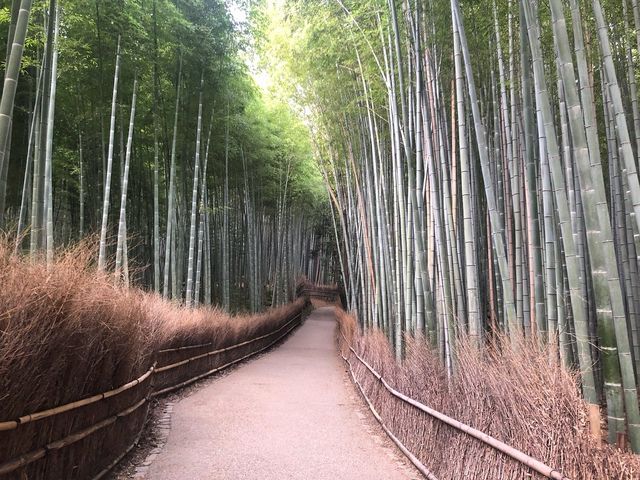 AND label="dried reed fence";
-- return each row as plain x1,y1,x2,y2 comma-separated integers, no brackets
0,242,308,479
336,308,640,480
